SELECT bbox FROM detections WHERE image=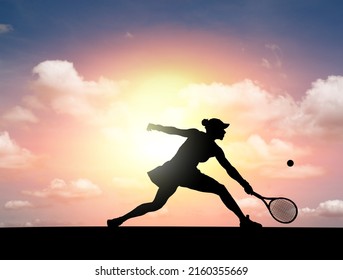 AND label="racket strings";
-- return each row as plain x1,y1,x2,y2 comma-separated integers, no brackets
269,199,297,223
